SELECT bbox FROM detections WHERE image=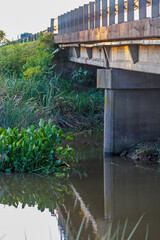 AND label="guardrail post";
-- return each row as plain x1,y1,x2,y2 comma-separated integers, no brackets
71,10,74,33
95,0,100,28
50,18,54,33
67,12,71,34
139,0,146,20
102,0,107,26
79,6,84,31
118,0,124,23
75,8,79,32
84,4,89,30
58,16,61,35
152,0,159,18
64,13,68,34
90,2,95,29
61,15,64,35
109,0,115,25
127,0,134,22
